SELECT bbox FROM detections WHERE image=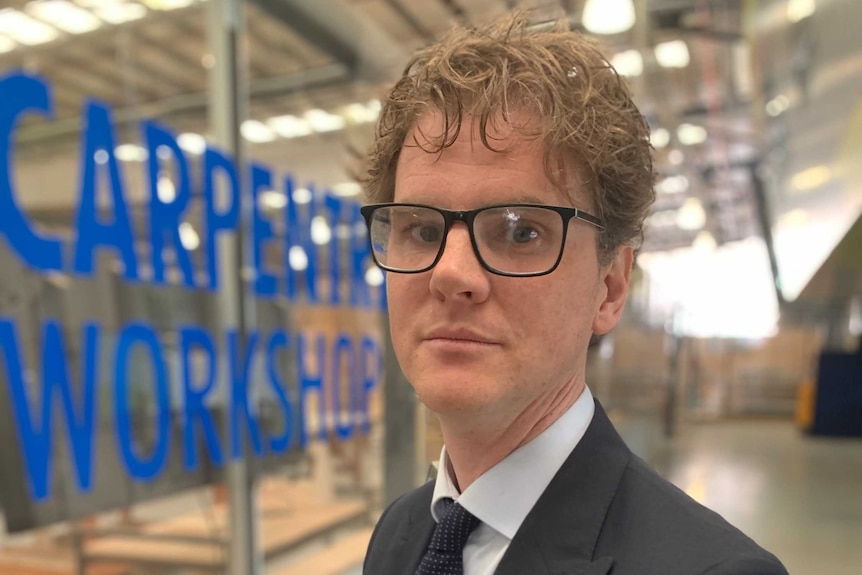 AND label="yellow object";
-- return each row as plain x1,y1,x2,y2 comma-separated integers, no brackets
796,379,816,431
